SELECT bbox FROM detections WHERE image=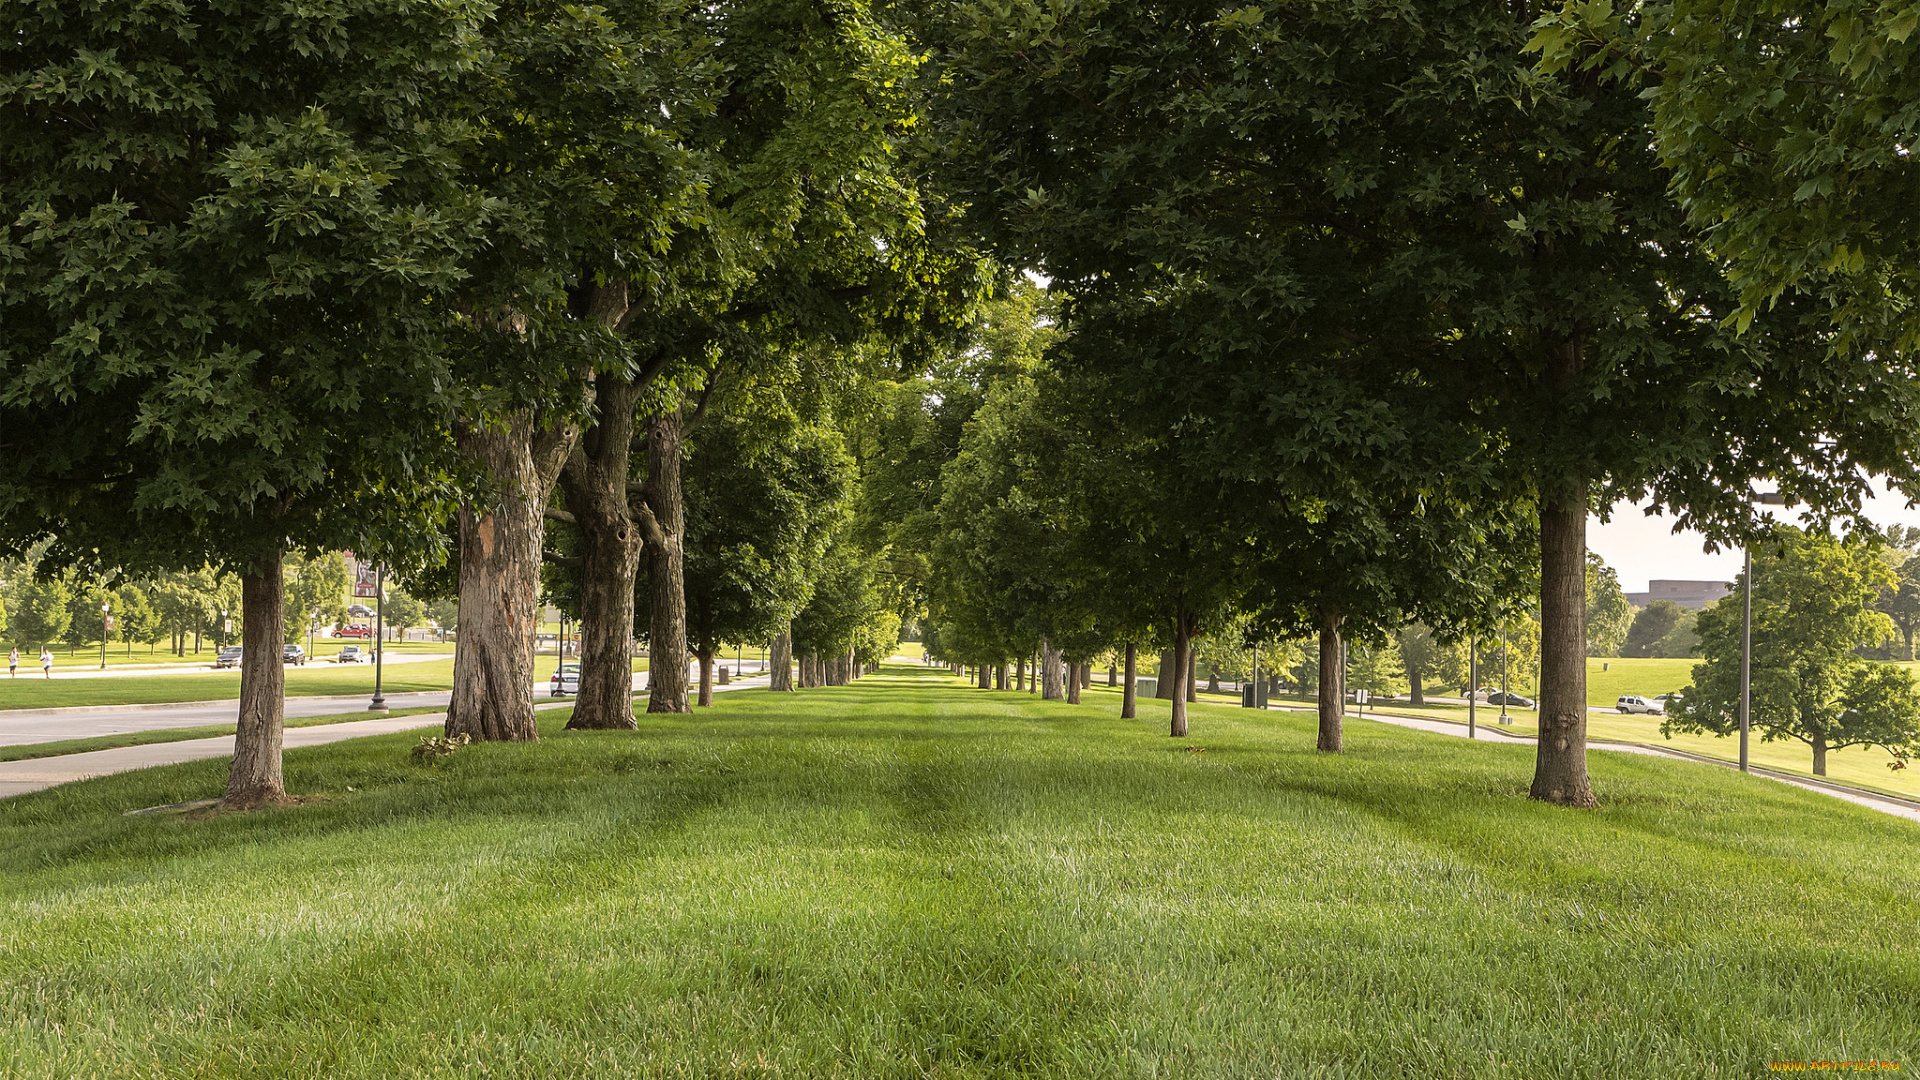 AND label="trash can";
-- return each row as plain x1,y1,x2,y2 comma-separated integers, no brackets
1241,683,1259,708
1136,677,1158,699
